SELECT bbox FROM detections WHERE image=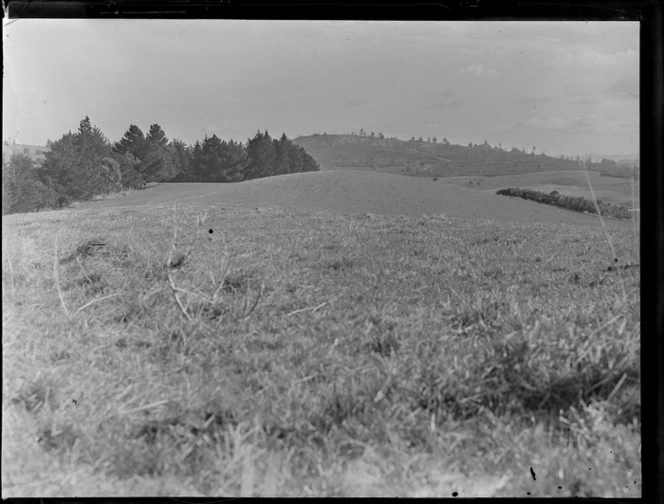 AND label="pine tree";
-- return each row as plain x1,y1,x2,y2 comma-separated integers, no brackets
2,153,49,214
39,117,117,201
221,139,249,182
114,125,148,161
144,130,175,182
246,130,277,179
77,115,93,139
286,143,303,173
39,133,79,204
170,139,191,181
273,133,291,175
190,141,204,179
299,146,320,172
72,118,114,197
200,134,225,181
146,124,168,147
